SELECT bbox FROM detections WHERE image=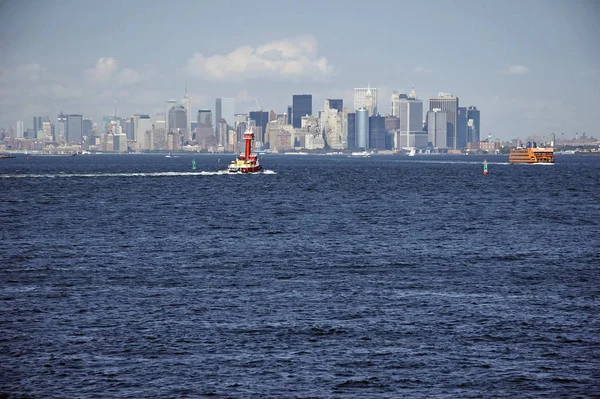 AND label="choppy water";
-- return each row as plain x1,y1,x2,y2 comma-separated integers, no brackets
1,153,599,398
